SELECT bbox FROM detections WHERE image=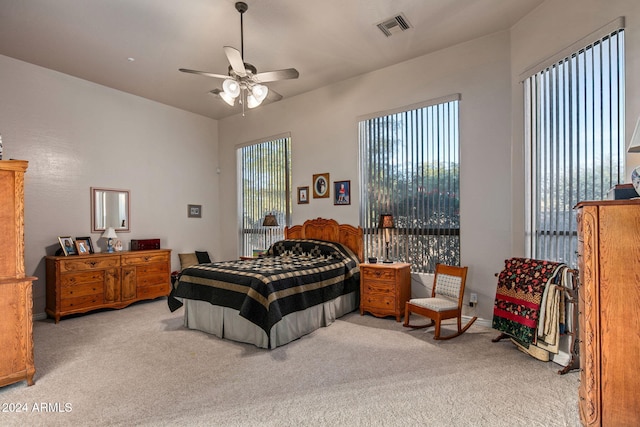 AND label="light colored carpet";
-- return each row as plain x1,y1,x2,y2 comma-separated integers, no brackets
0,299,581,426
